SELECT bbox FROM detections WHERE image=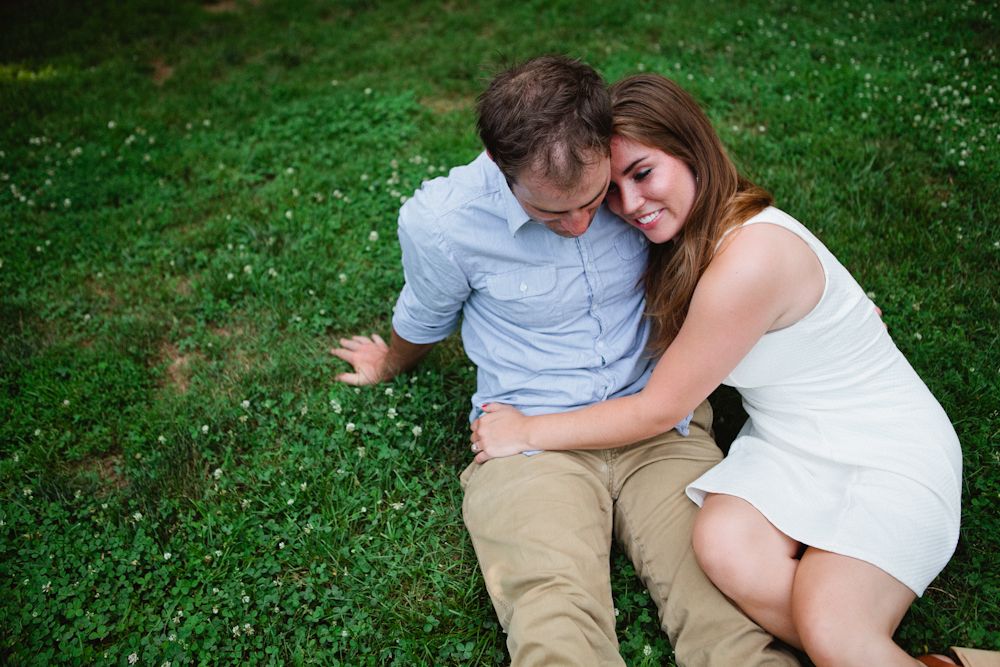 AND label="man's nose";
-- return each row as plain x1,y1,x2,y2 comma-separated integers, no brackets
563,209,592,236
